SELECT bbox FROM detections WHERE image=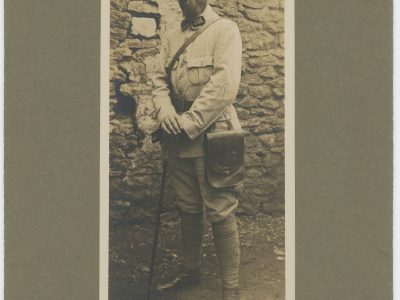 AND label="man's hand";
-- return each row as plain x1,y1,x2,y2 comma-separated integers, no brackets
160,113,184,136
